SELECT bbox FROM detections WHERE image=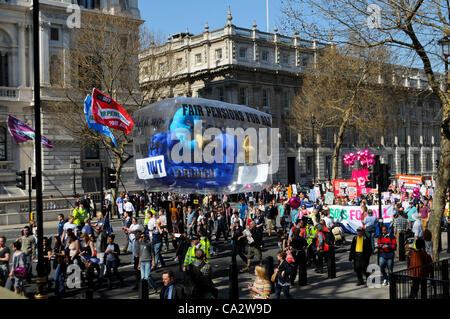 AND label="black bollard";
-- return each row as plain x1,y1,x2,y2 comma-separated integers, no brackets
139,279,149,300
229,262,239,300
447,224,450,254
299,250,307,286
327,246,336,279
265,256,274,293
399,232,406,262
